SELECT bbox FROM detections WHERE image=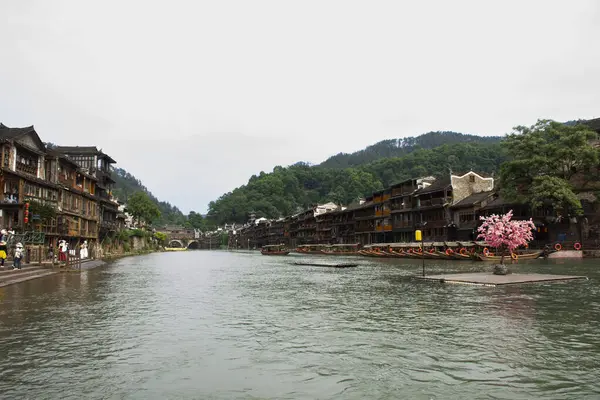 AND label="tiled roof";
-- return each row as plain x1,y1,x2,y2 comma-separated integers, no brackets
452,191,494,208
415,177,451,195
0,123,36,140
54,146,117,164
